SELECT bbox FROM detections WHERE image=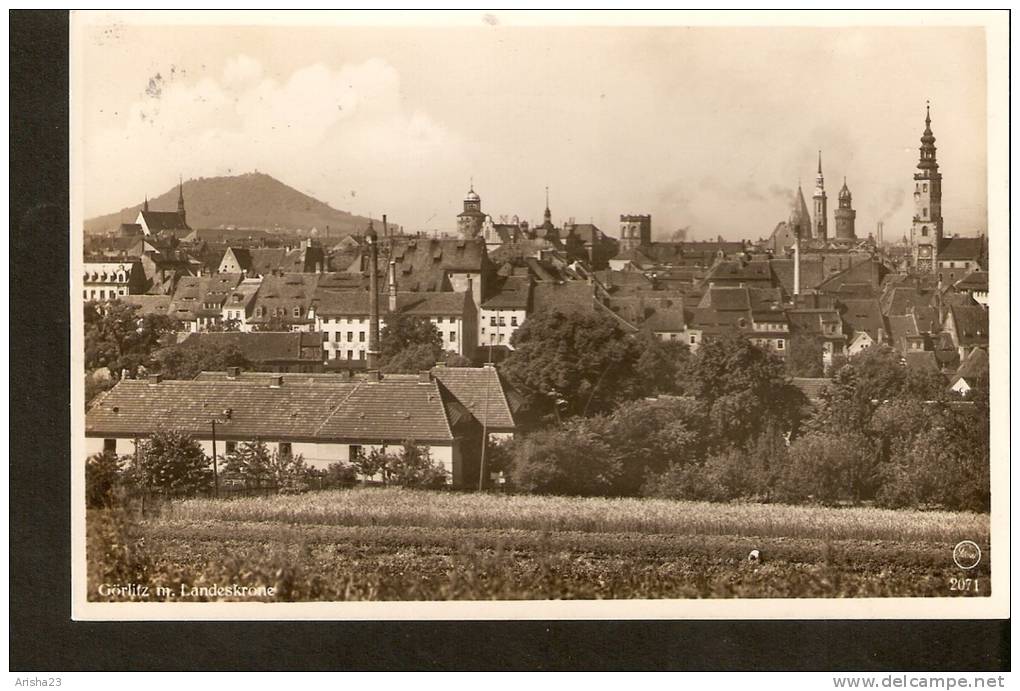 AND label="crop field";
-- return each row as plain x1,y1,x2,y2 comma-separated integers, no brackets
88,488,992,601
